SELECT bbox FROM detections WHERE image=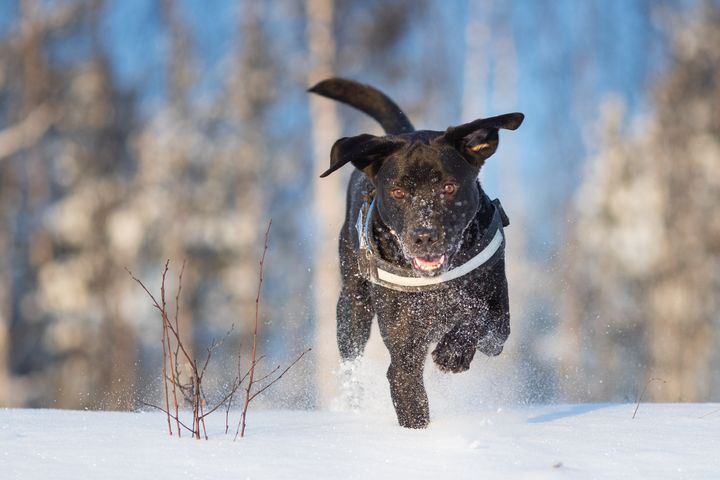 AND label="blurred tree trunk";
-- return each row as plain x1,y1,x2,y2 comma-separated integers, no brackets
160,0,194,113
461,0,490,120
490,2,556,401
0,0,142,408
7,0,54,406
306,0,343,407
149,0,197,384
90,2,138,410
229,0,270,366
561,3,720,402
0,235,9,406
